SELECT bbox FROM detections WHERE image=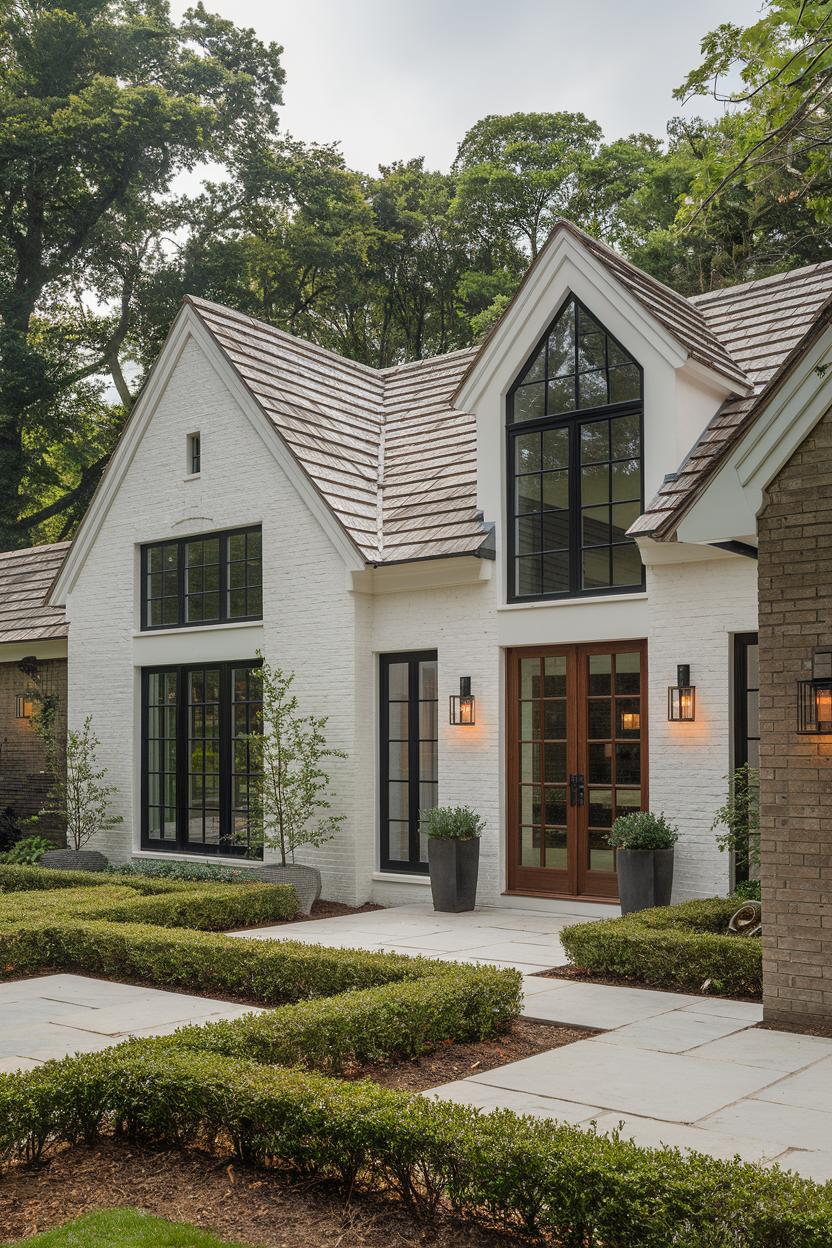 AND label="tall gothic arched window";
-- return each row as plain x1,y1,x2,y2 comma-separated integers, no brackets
507,296,644,601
